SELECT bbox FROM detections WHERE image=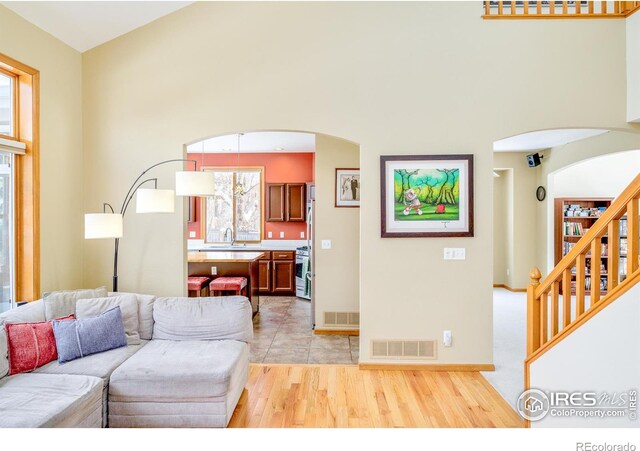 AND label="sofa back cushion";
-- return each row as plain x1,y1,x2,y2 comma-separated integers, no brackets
109,292,156,340
43,287,108,321
76,295,140,345
152,296,253,342
0,300,46,324
0,328,7,379
5,315,75,375
53,307,127,364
